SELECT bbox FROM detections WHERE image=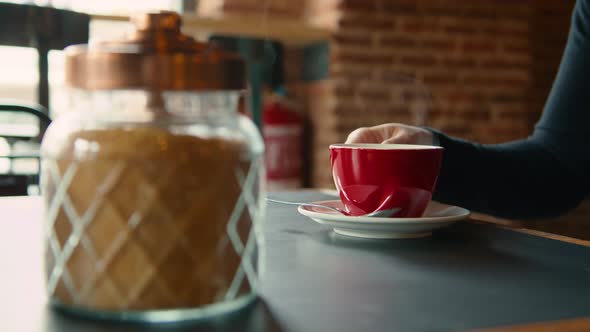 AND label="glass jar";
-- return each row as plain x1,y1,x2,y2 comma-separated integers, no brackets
40,12,264,322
